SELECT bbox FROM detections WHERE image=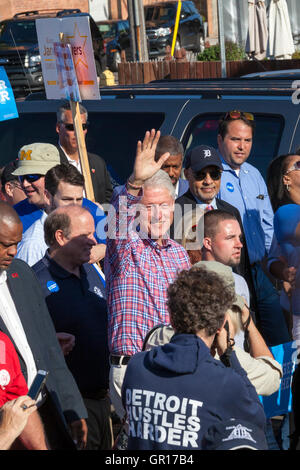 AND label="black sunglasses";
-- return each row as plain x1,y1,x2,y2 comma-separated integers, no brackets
19,174,43,184
63,121,89,131
193,169,222,181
